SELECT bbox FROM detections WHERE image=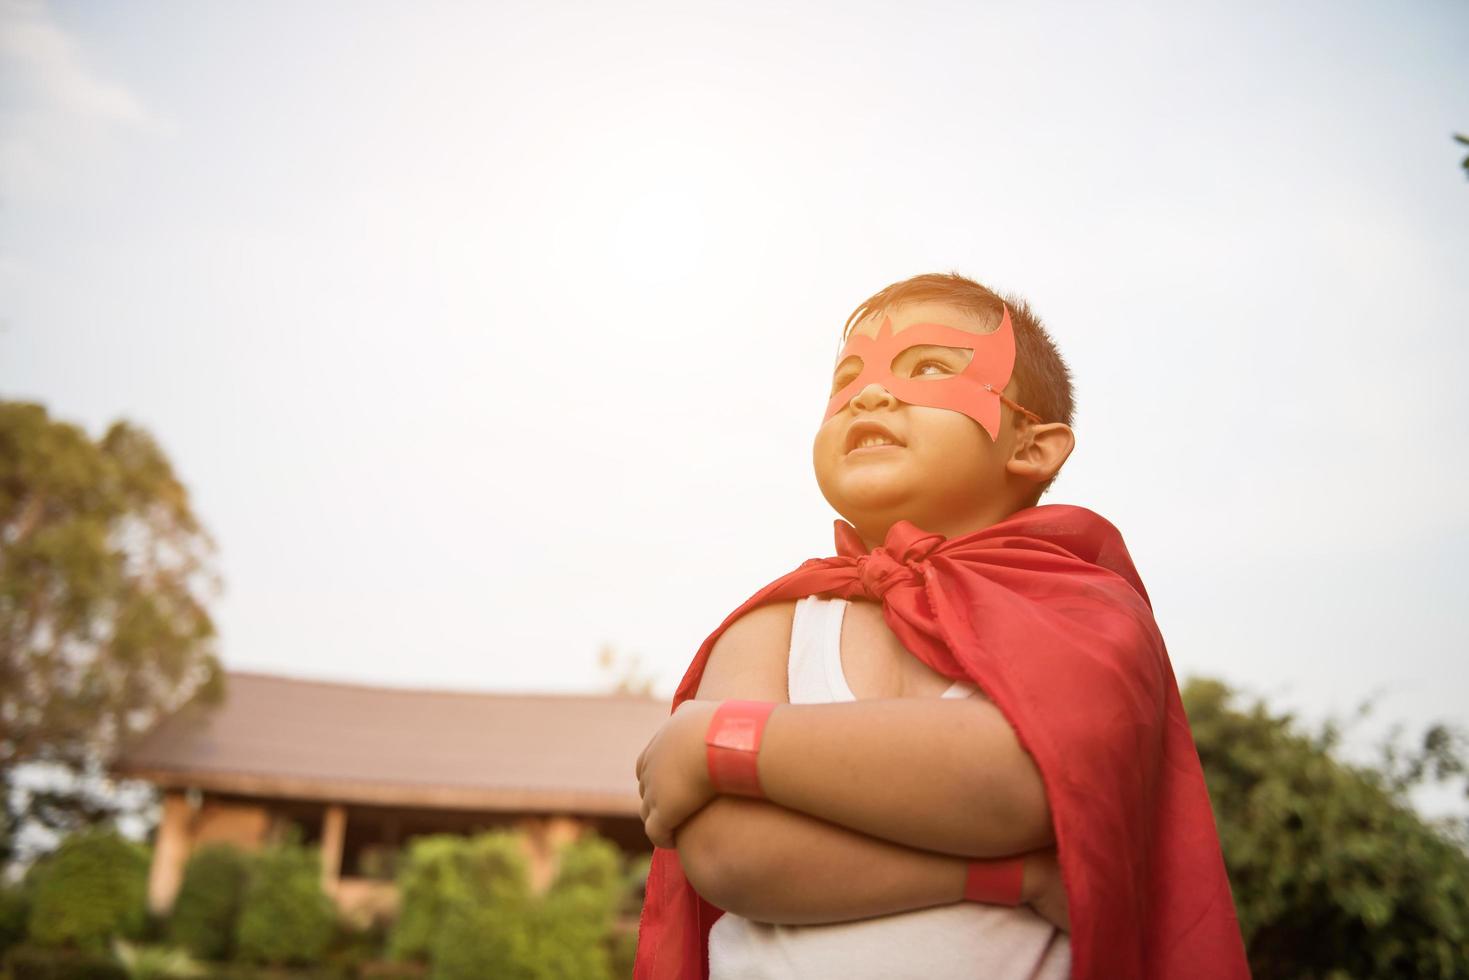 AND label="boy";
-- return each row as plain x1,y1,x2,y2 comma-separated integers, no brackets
634,274,1247,979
